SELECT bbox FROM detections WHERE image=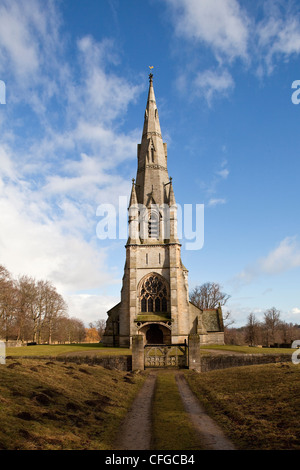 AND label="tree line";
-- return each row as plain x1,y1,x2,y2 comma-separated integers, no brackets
0,264,87,344
226,309,300,347
190,282,299,347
